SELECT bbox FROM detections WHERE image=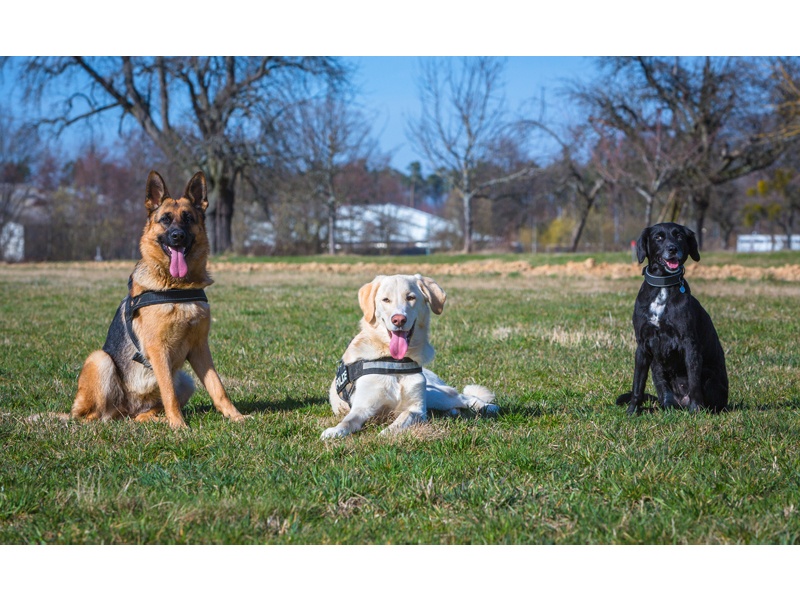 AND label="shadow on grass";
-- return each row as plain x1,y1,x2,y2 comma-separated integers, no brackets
188,395,329,417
